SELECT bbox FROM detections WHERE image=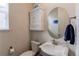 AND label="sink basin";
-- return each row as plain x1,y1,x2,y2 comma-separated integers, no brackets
39,42,68,56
